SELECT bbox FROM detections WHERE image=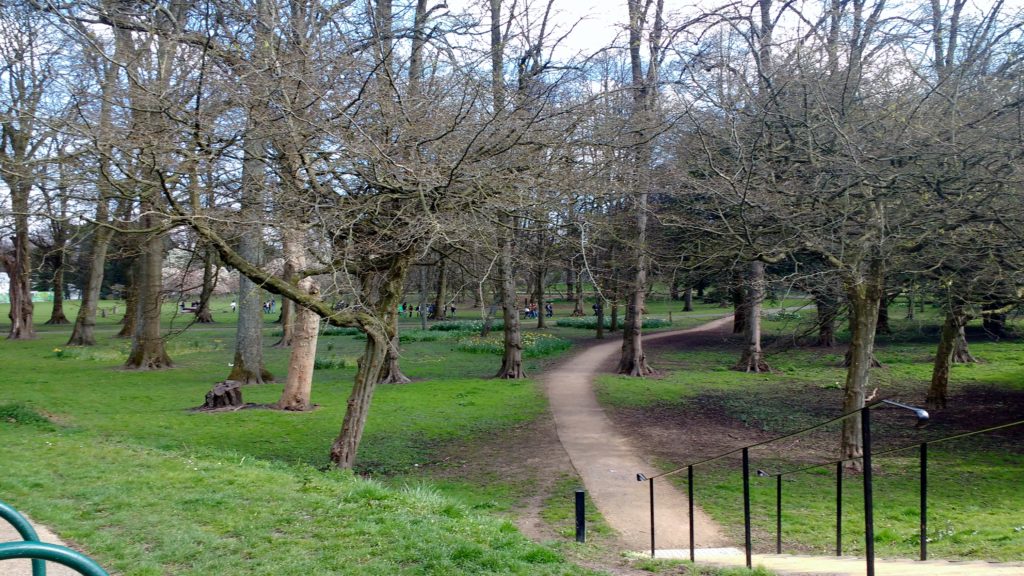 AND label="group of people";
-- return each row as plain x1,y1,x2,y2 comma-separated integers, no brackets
397,302,457,319
523,301,554,319
263,298,276,314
